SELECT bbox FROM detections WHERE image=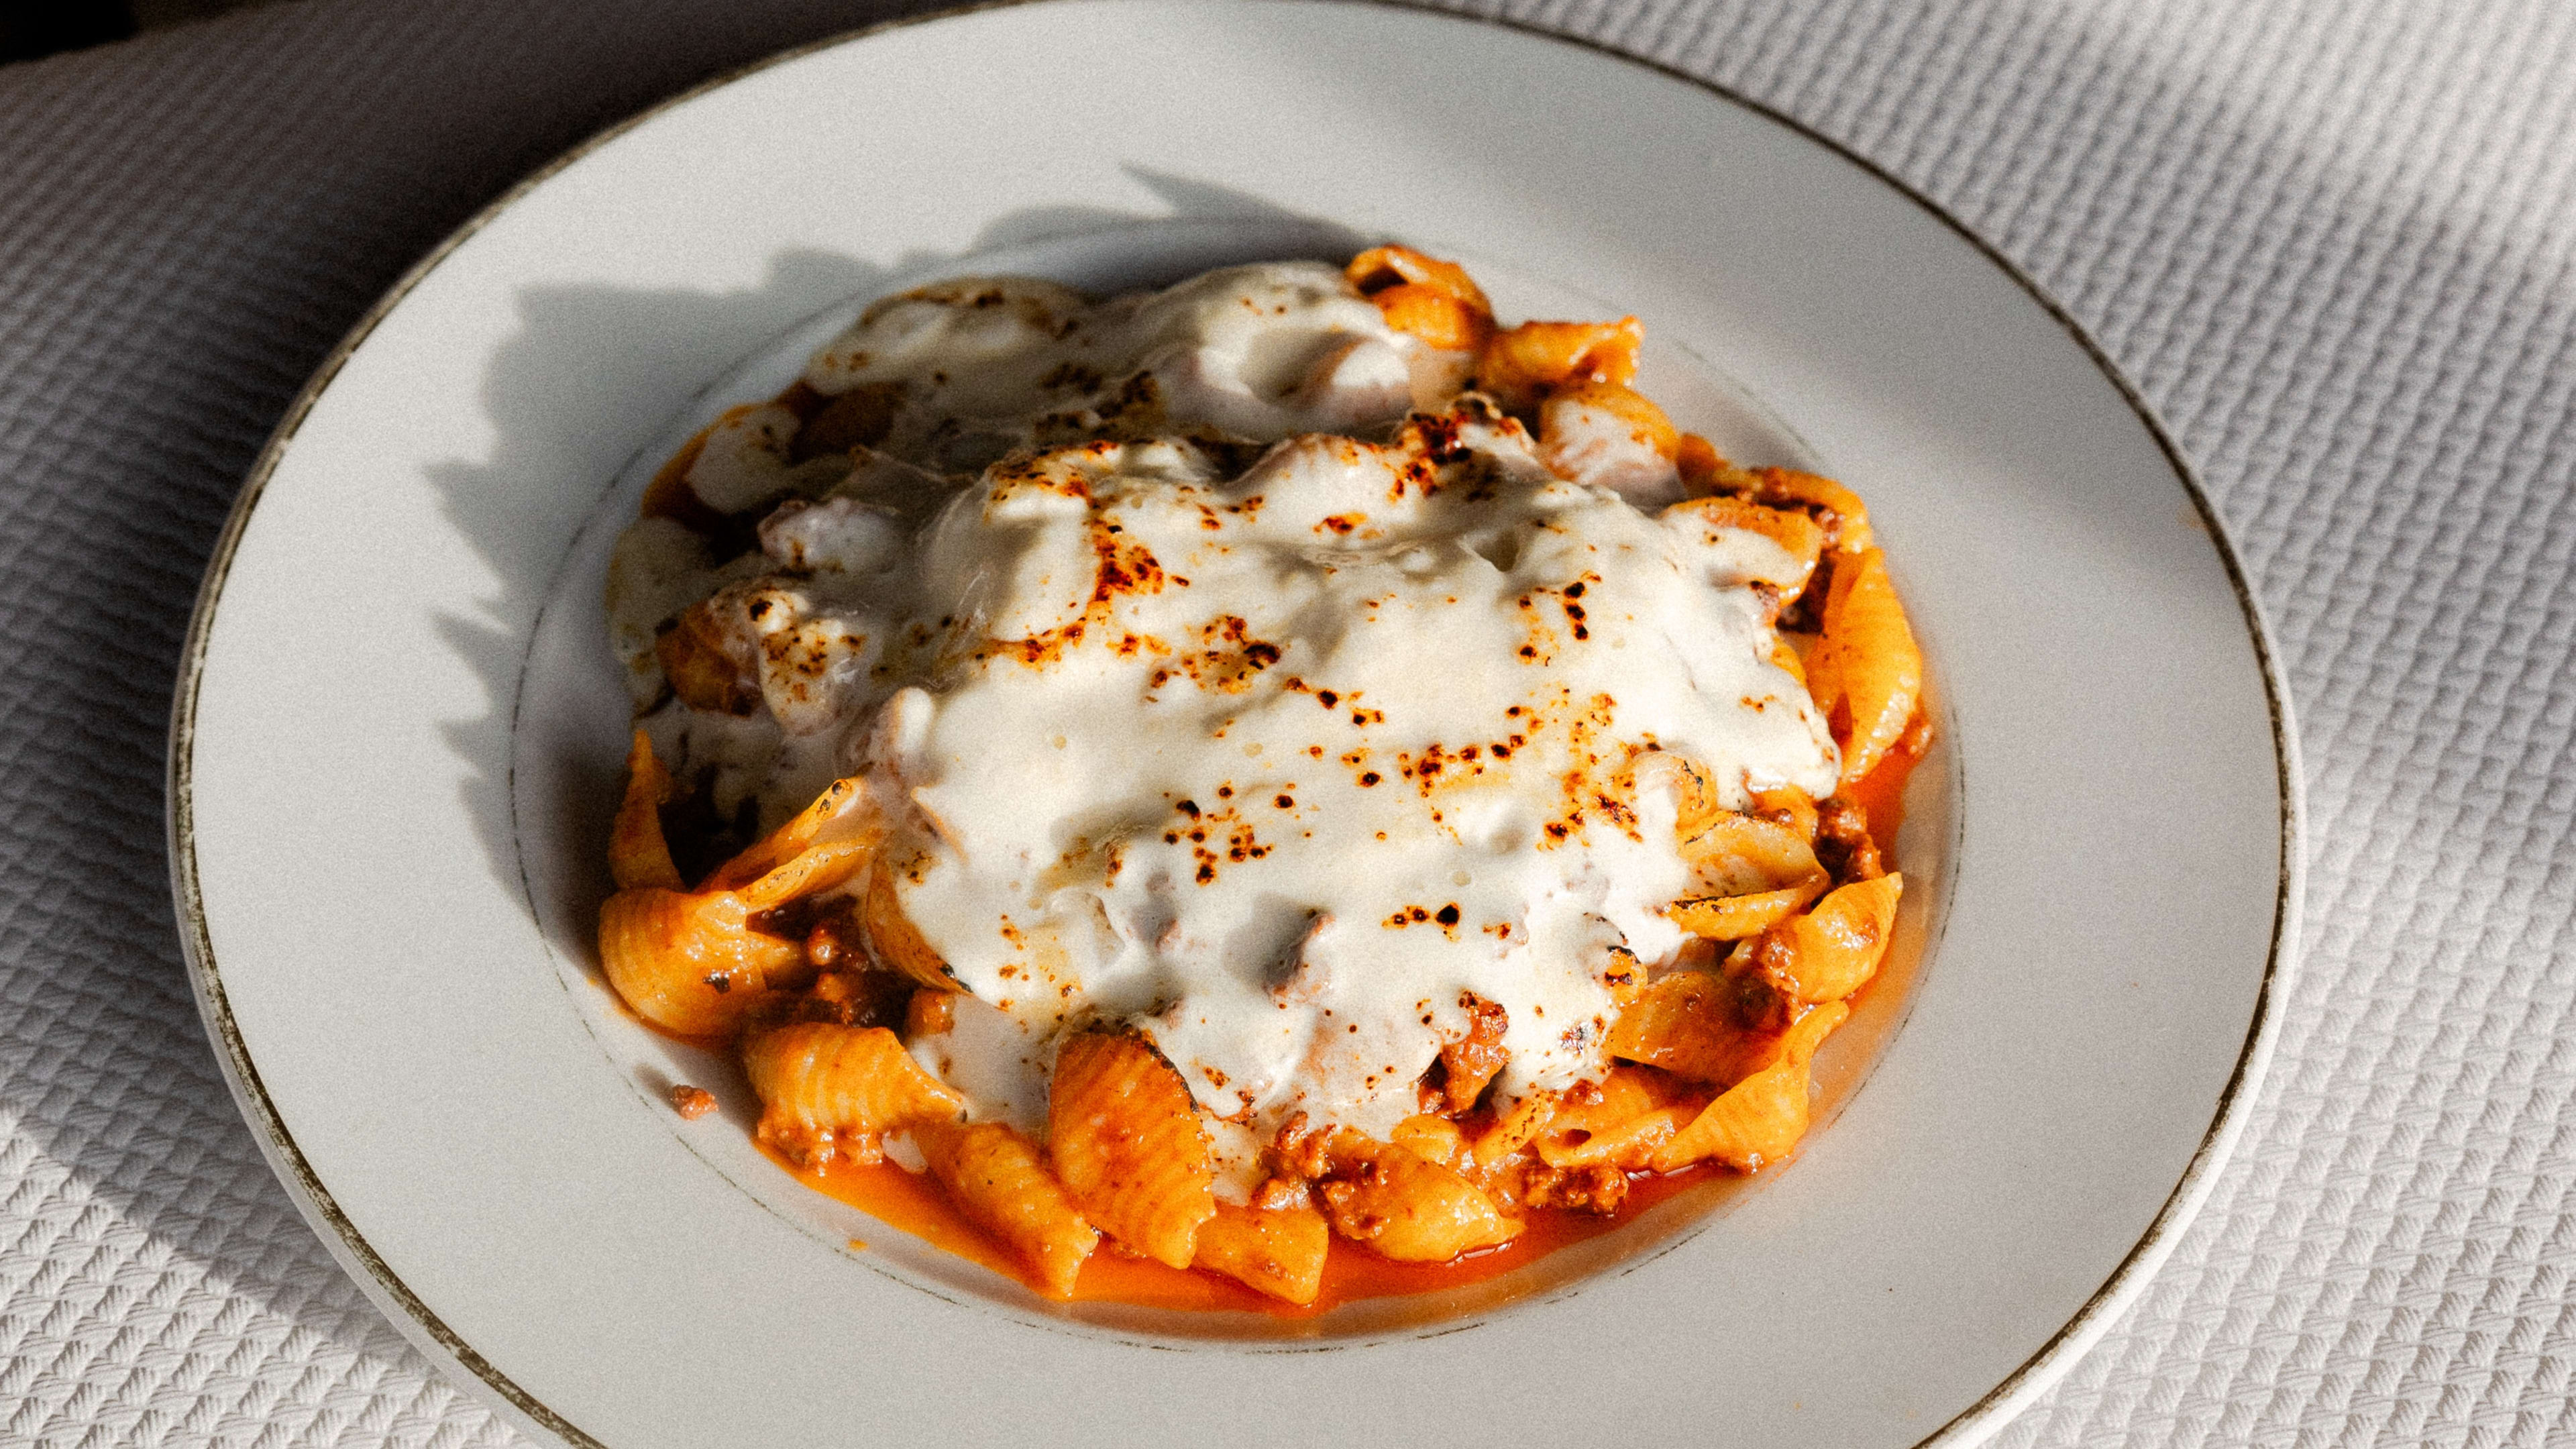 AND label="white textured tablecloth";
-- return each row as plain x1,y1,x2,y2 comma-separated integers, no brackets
3,0,2569,1442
